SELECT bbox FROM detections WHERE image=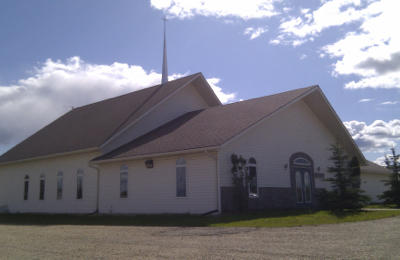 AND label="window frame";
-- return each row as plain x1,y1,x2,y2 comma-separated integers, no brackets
248,157,258,198
23,175,29,201
176,158,187,198
120,164,128,199
57,171,63,200
295,171,303,203
77,169,83,200
39,173,45,200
